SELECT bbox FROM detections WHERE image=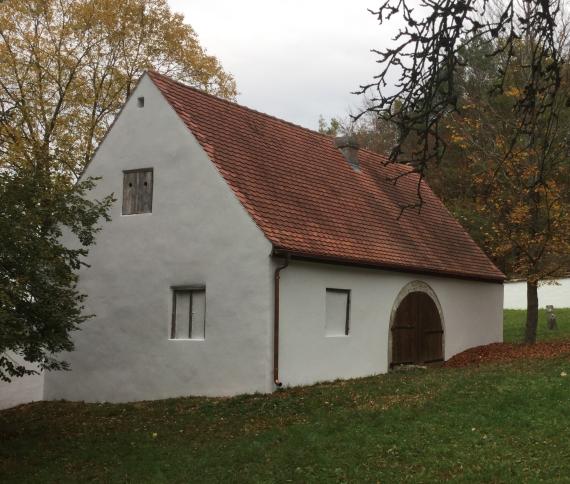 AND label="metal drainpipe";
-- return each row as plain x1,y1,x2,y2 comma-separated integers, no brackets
273,253,290,387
